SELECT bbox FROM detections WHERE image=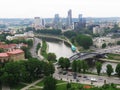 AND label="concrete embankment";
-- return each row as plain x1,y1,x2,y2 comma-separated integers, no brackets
99,58,120,63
